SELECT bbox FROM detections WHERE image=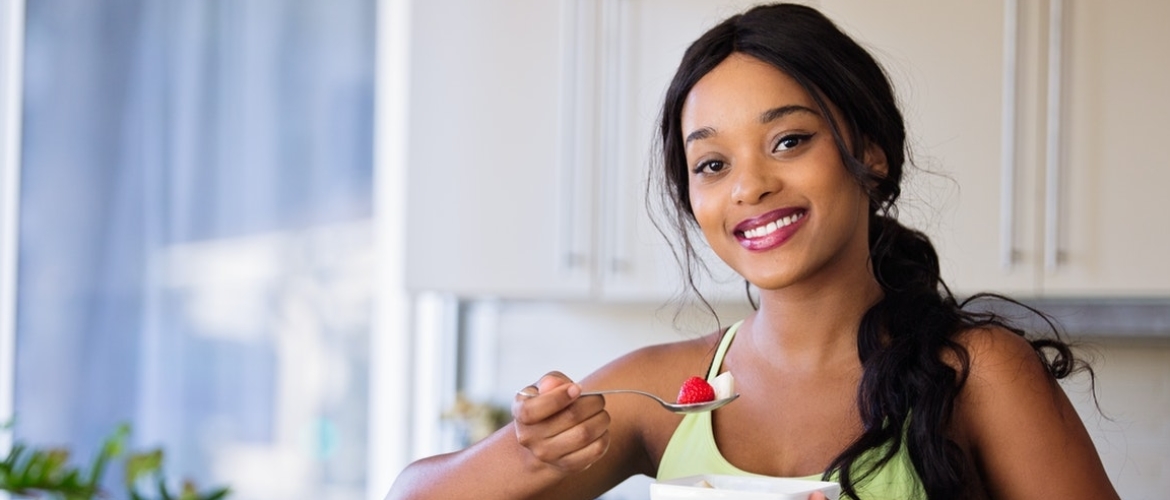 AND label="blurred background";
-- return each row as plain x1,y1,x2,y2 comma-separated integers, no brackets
2,0,380,498
2,1,1169,500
